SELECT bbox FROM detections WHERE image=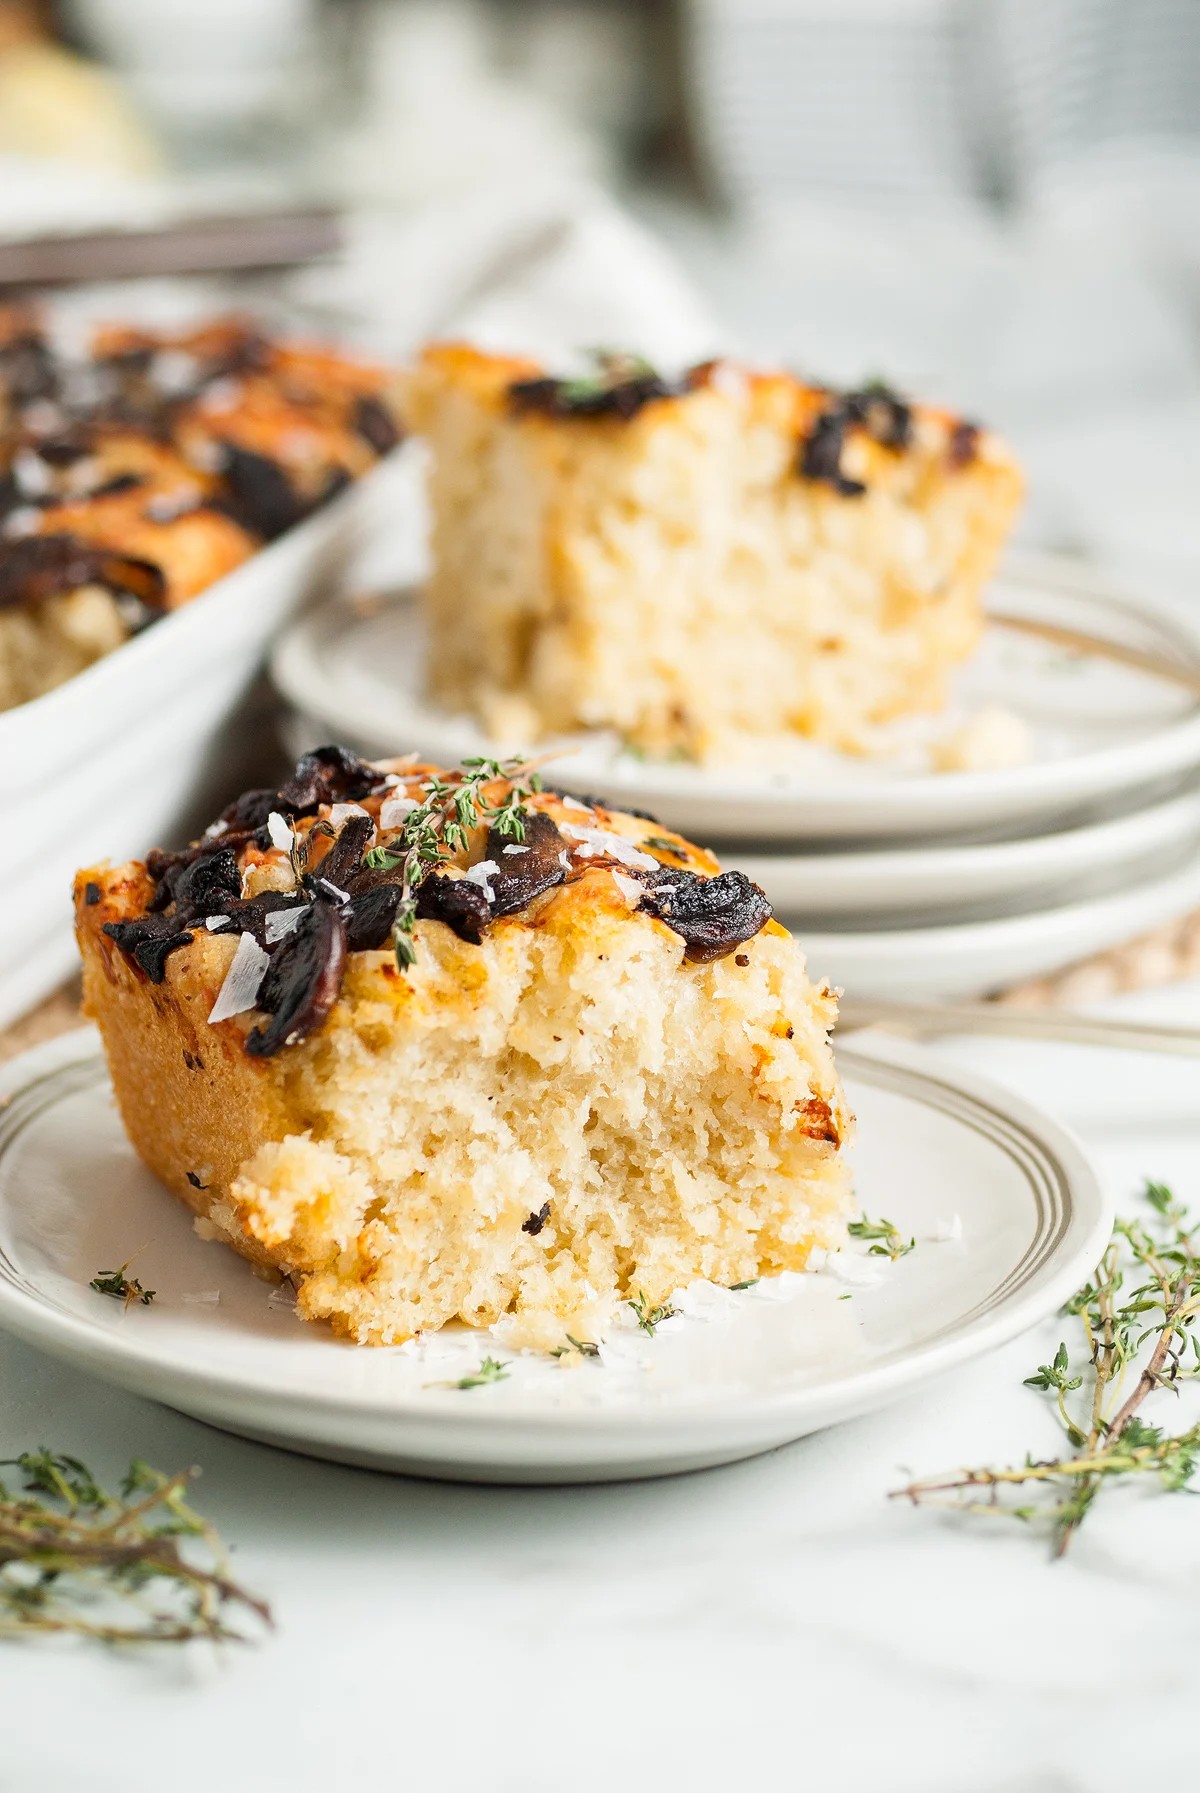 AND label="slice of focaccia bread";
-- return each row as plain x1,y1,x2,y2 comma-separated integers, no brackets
76,746,852,1349
403,344,1023,761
